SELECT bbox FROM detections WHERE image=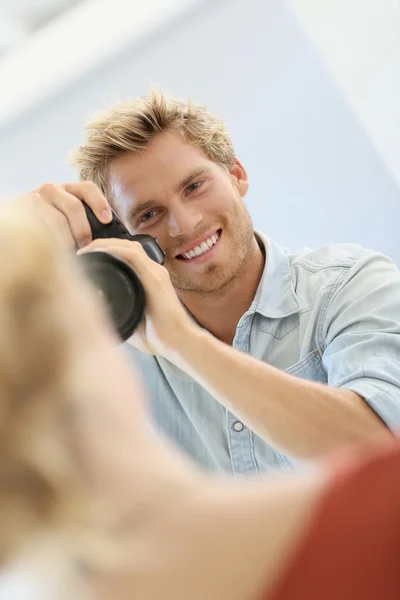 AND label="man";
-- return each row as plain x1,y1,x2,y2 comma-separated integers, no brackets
24,88,400,475
2,200,399,600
